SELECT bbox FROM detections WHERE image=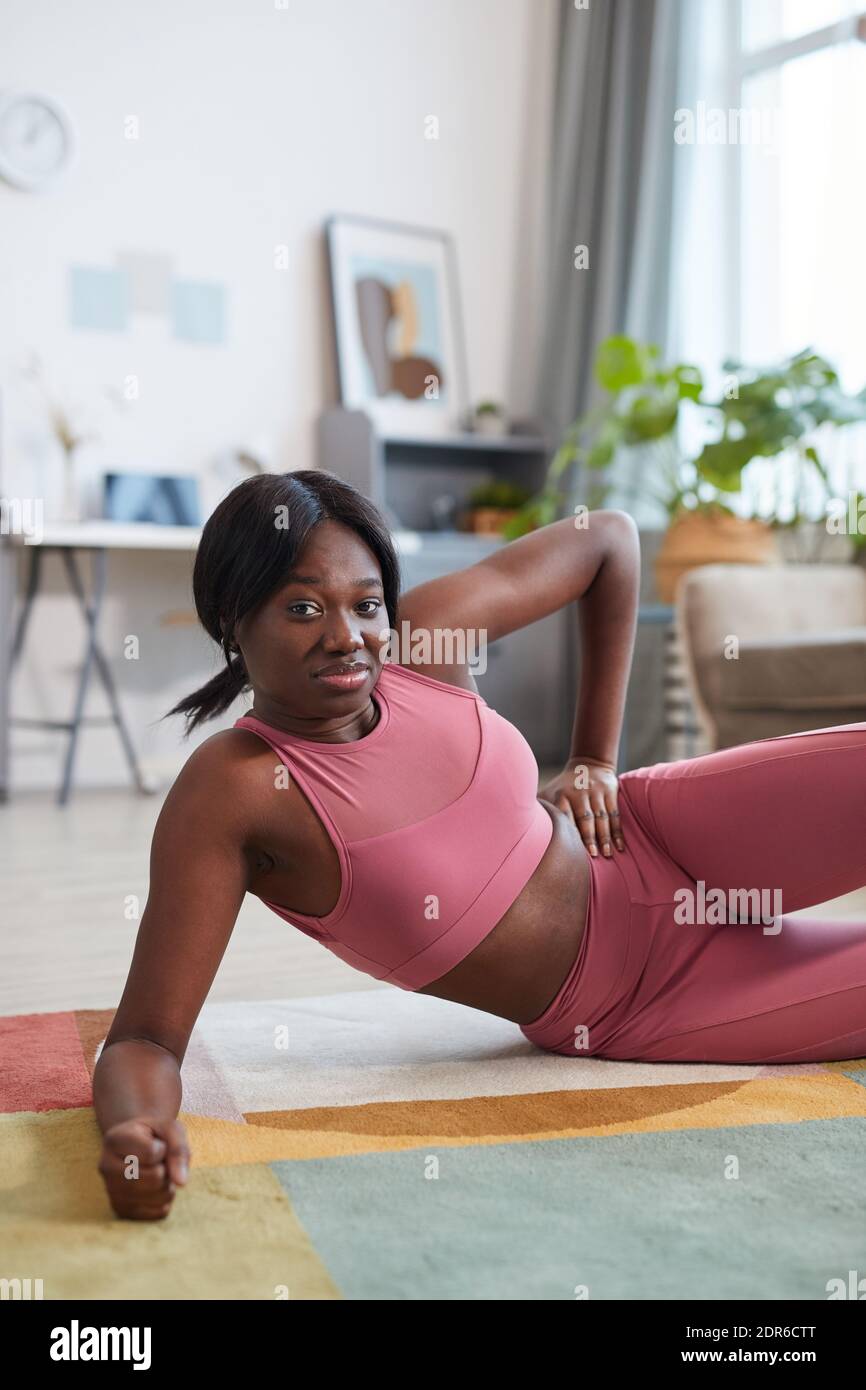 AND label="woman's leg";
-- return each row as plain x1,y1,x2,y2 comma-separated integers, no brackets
610,722,866,1062
622,721,866,910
